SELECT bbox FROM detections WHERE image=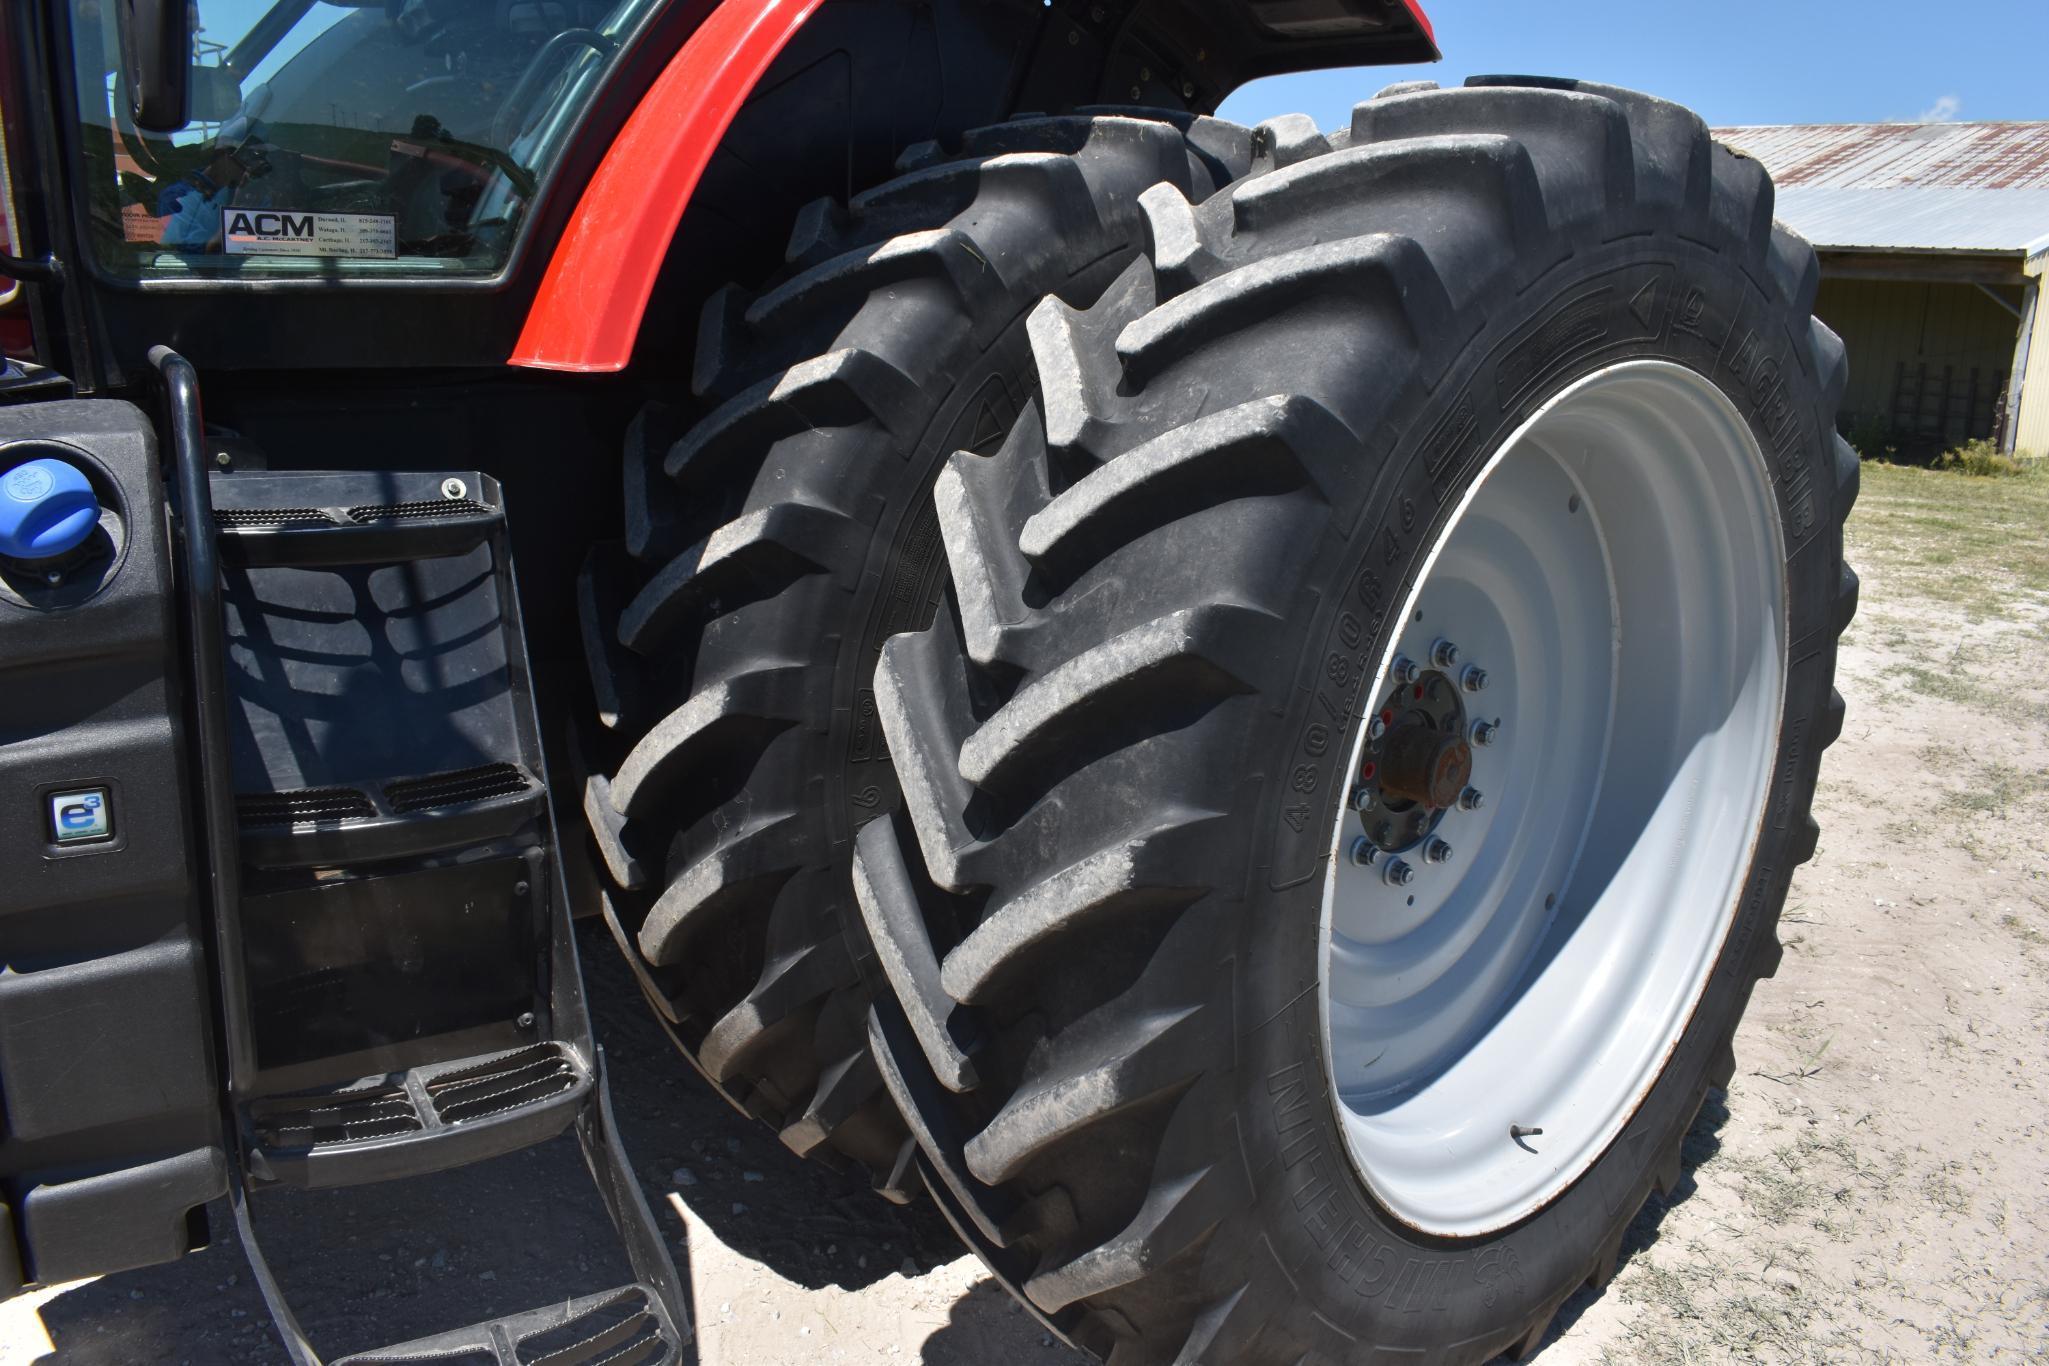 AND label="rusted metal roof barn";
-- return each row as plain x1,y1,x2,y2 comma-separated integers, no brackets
1714,120,2049,456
